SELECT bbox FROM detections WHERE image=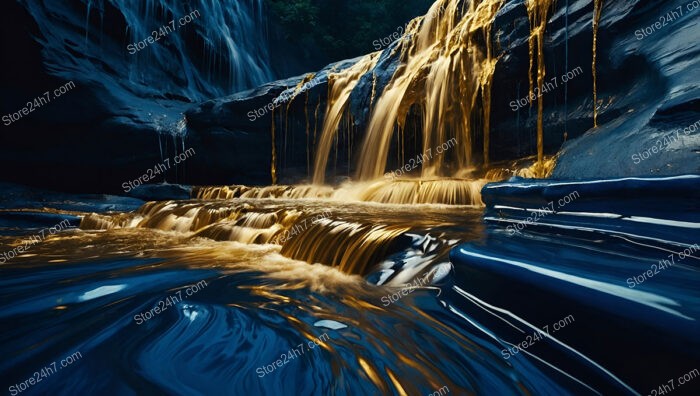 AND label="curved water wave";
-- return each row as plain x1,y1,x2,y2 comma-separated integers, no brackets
0,224,593,395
